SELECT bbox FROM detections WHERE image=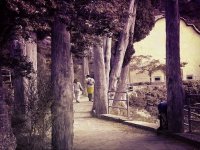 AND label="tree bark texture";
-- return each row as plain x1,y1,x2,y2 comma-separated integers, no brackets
25,32,38,103
113,64,129,107
82,56,89,95
37,37,51,79
51,16,74,150
12,35,27,116
11,36,30,149
102,36,112,111
166,0,184,133
93,40,108,116
26,33,37,73
112,1,137,107
11,32,38,148
25,33,38,133
103,36,112,87
109,0,137,92
0,67,2,87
